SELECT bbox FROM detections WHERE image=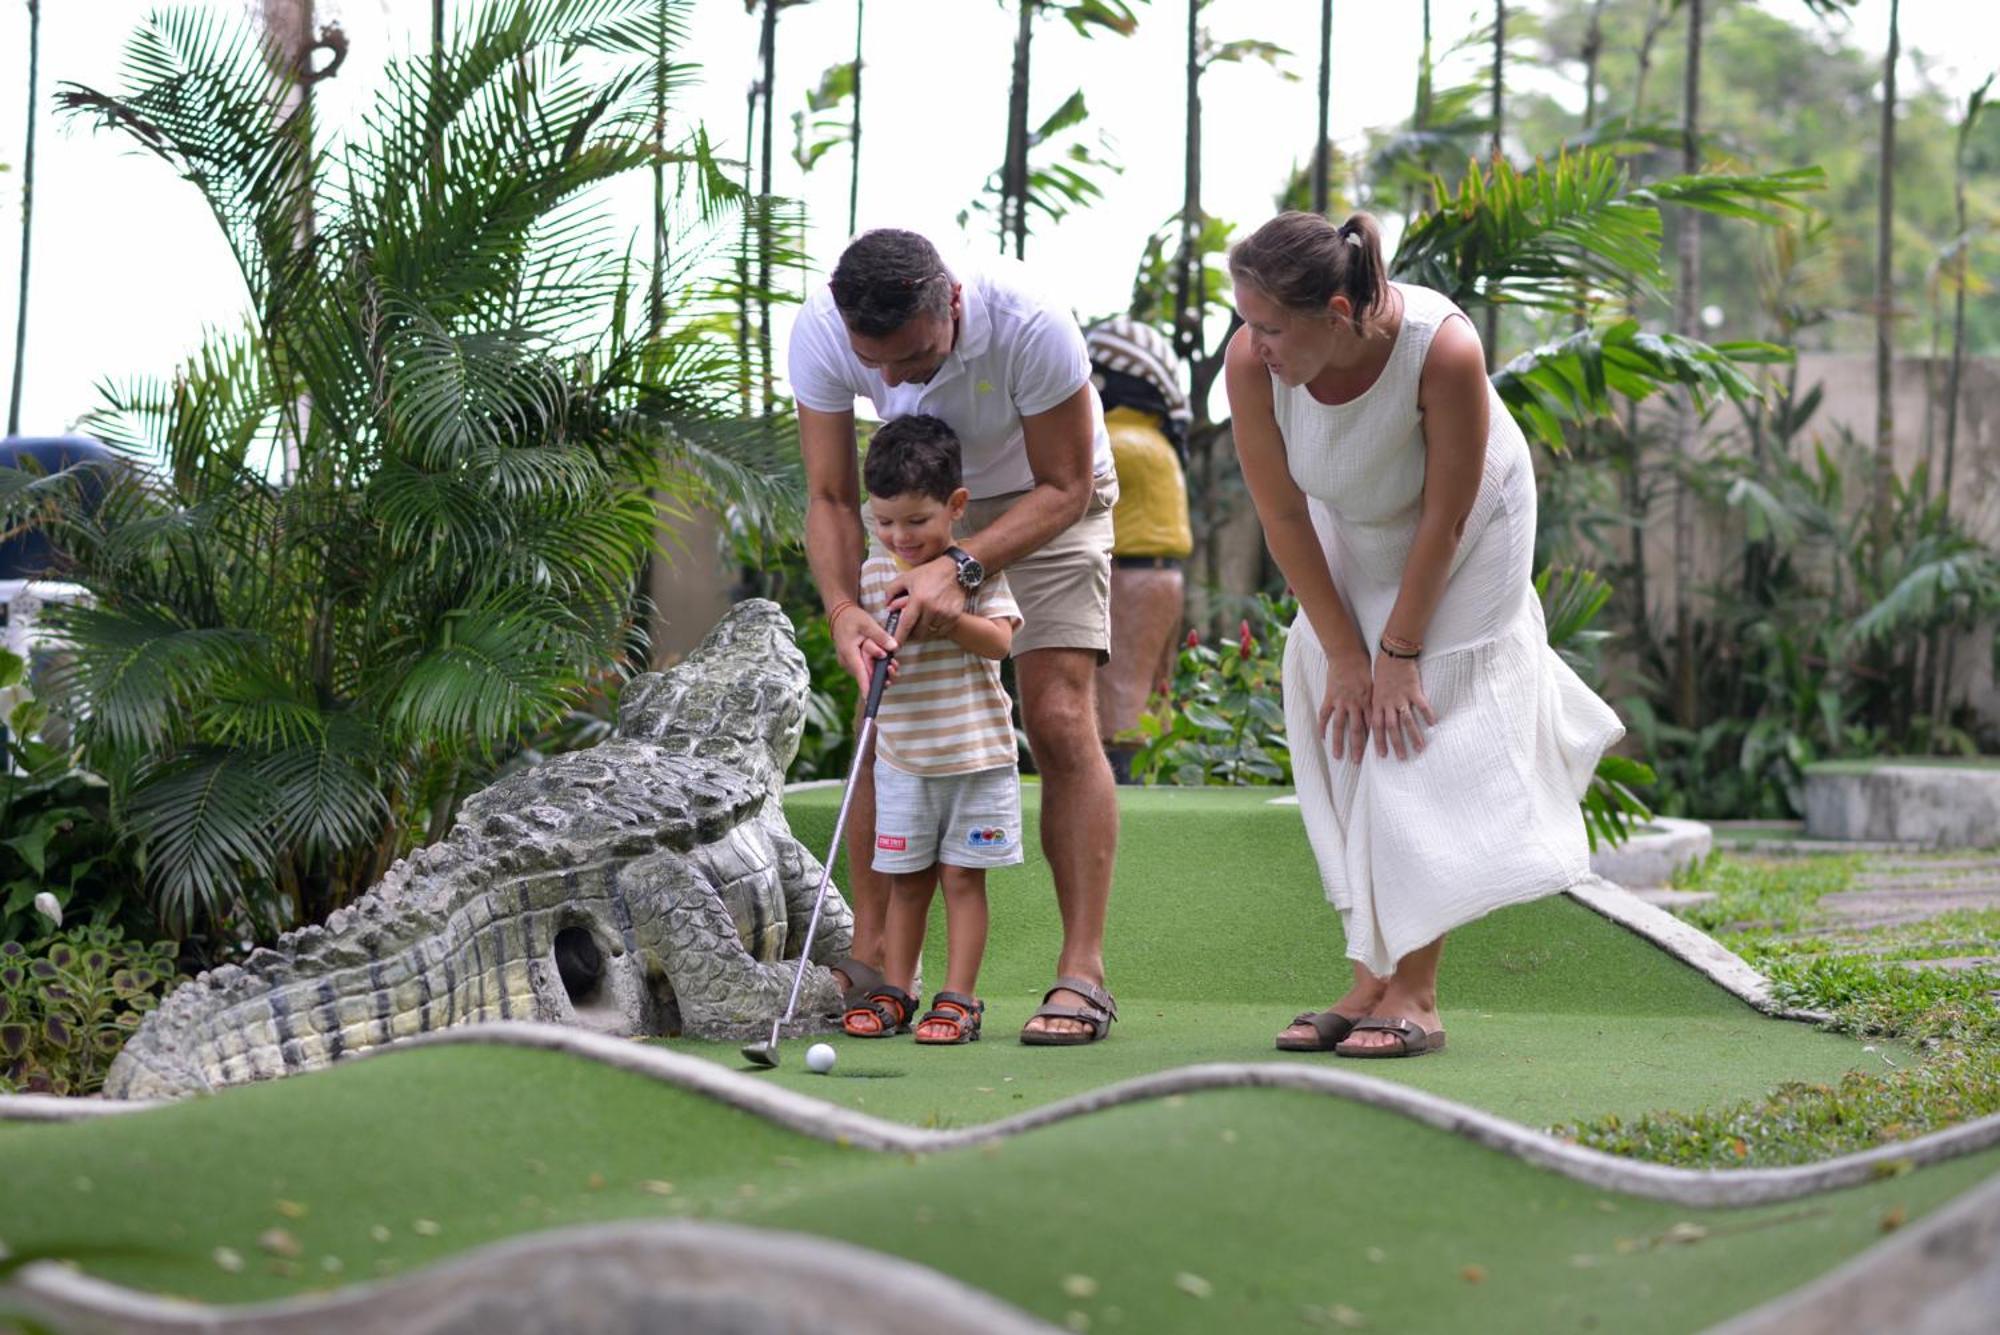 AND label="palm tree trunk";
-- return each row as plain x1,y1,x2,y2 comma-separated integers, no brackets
738,82,755,413
1482,0,1504,370
1672,0,1703,728
1312,0,1332,216
1401,0,1432,223
7,0,40,437
649,3,668,335
848,0,864,237
1942,100,1975,518
1871,0,1899,556
1003,1,1034,258
1175,0,1202,366
757,0,779,413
